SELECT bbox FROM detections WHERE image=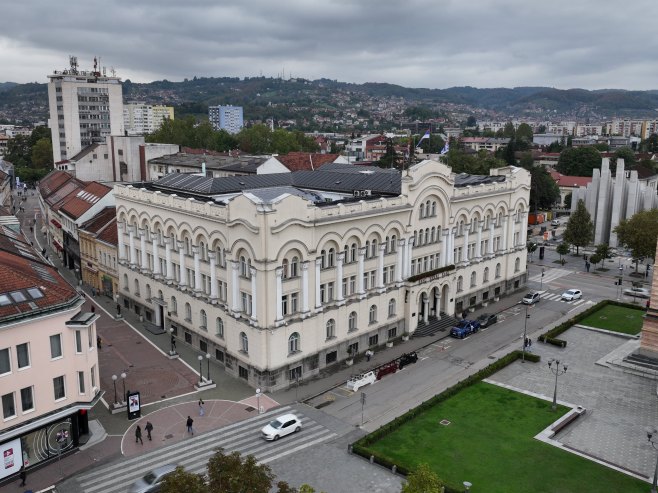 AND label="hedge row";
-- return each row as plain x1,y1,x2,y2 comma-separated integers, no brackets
351,349,539,488
537,299,641,347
